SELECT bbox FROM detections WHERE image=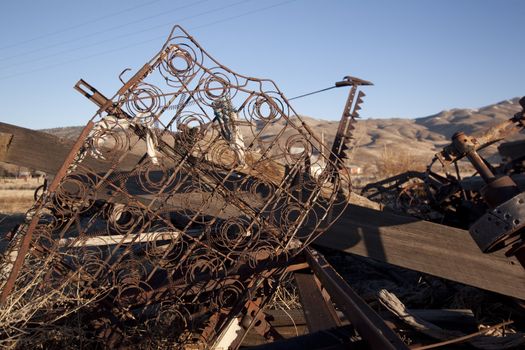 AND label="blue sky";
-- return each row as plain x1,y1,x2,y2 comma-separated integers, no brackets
0,0,523,129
